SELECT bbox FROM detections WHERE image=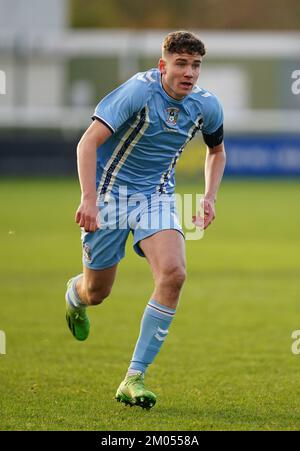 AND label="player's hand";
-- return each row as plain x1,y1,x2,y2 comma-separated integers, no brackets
192,197,216,230
75,200,99,232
